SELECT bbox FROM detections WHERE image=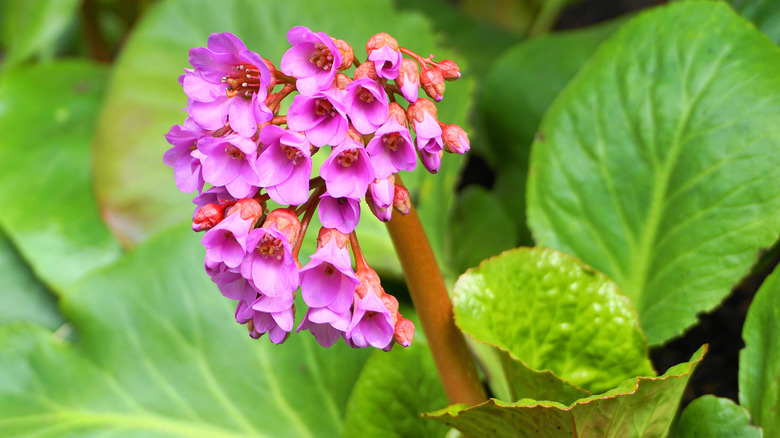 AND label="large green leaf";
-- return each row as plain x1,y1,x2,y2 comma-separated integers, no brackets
453,247,654,397
0,226,370,437
730,0,780,46
740,266,780,437
343,332,450,438
526,2,780,345
0,0,80,68
427,346,706,438
91,0,471,277
0,61,122,291
673,395,762,438
0,229,62,330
